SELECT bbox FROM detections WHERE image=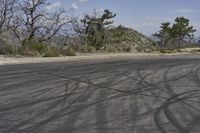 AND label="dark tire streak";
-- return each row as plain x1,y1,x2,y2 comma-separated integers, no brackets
1,55,200,133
